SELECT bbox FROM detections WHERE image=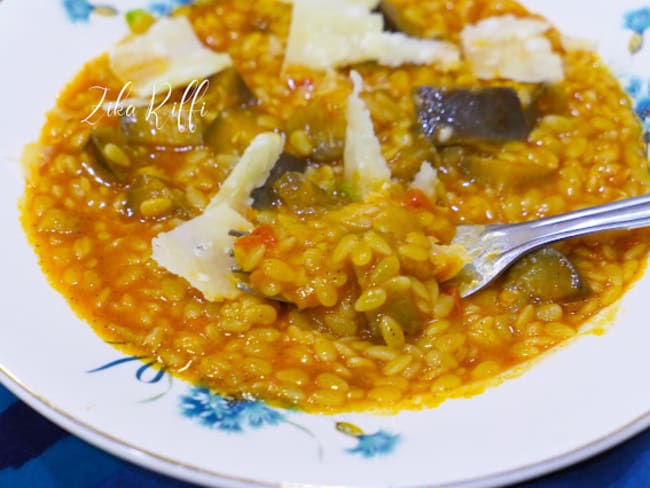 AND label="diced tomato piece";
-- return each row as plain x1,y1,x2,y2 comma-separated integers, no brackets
236,225,276,252
441,285,463,317
401,189,433,211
